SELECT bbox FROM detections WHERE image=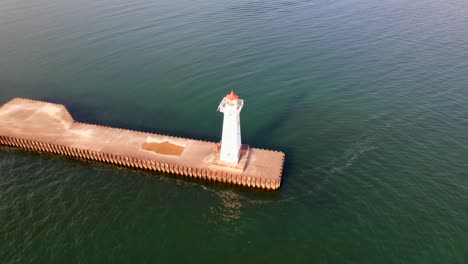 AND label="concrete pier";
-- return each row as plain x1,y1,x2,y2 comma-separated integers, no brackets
0,98,285,189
